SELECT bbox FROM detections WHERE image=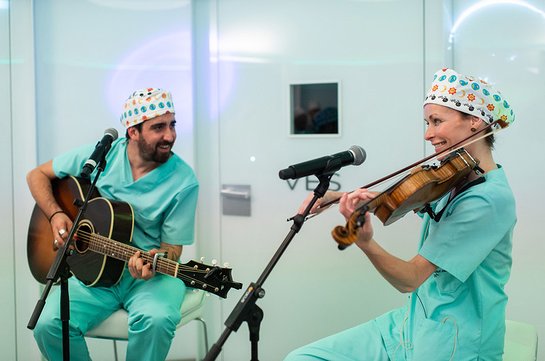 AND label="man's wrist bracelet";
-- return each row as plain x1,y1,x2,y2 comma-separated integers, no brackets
48,210,65,223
